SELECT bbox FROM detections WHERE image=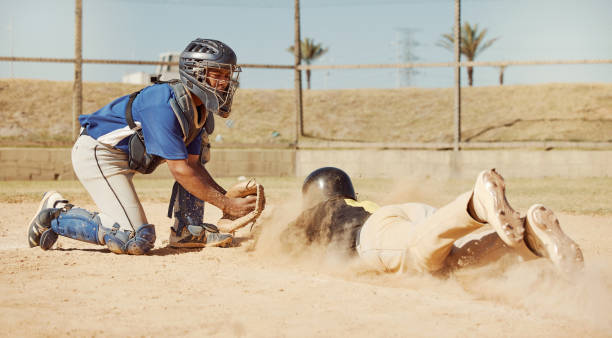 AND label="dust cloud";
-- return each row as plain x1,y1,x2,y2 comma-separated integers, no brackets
246,180,612,334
